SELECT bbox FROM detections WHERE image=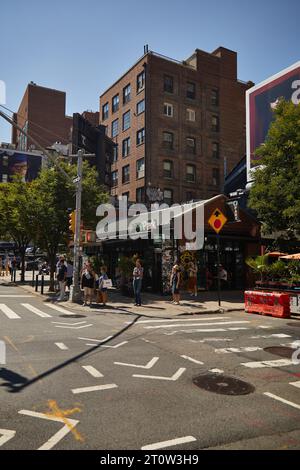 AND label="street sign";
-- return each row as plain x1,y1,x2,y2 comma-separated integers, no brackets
208,208,227,233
